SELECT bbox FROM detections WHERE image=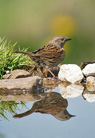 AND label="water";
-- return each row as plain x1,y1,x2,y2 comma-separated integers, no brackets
0,85,95,138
